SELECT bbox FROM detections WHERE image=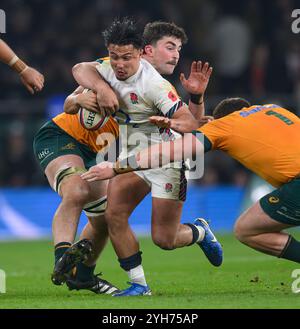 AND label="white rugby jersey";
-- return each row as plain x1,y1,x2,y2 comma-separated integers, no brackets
96,58,183,157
